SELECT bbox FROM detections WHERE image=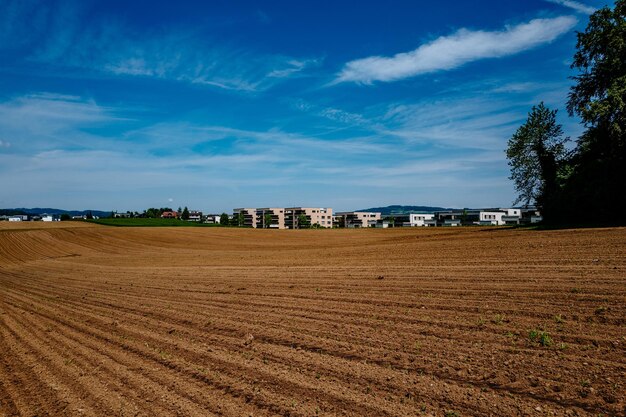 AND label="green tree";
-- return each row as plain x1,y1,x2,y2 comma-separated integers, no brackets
60,213,71,221
297,213,310,229
506,103,568,221
568,1,625,136
182,206,190,220
145,208,157,218
220,212,229,226
564,1,626,222
237,212,245,227
264,212,273,228
86,211,93,220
